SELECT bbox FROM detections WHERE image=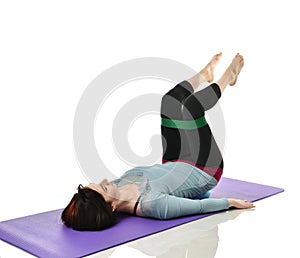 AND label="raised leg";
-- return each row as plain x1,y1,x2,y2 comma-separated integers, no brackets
160,54,222,166
181,54,245,180
160,53,244,181
160,81,194,162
